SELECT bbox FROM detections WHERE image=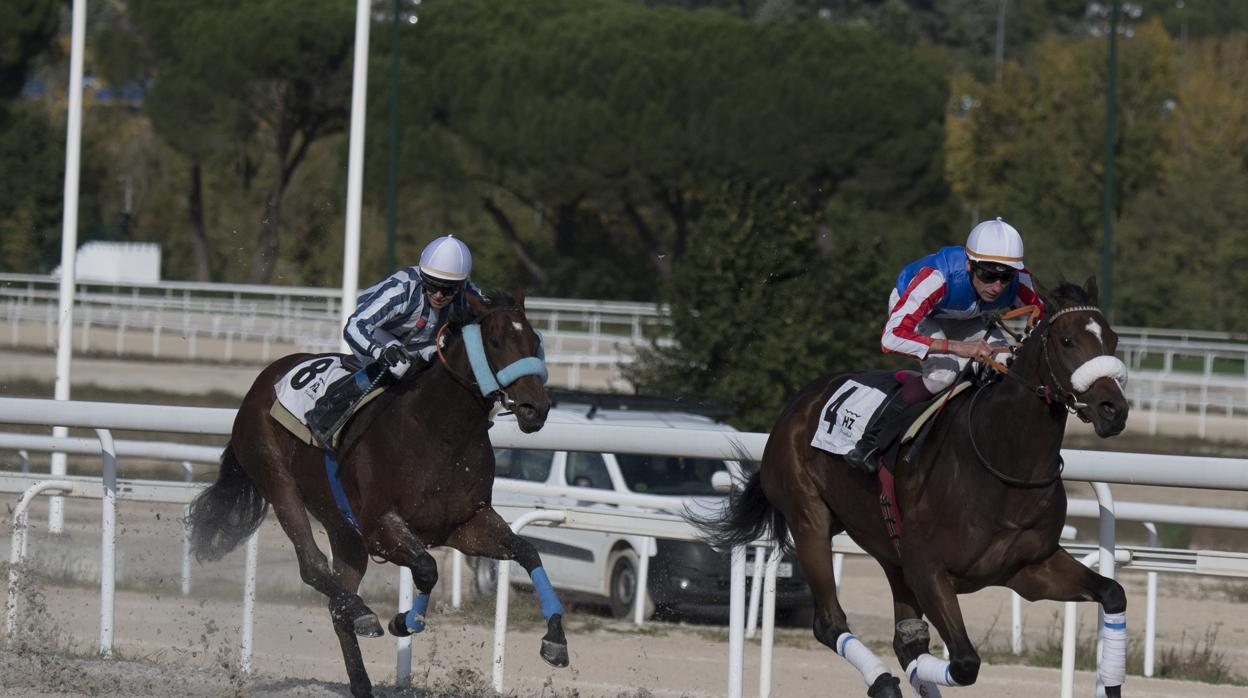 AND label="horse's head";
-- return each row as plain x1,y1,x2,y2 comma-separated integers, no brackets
462,290,550,433
1035,277,1129,437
